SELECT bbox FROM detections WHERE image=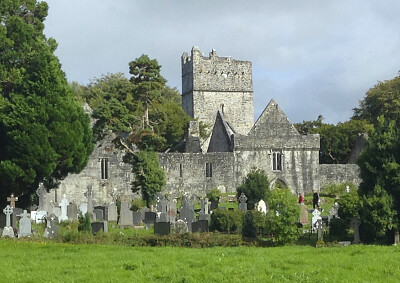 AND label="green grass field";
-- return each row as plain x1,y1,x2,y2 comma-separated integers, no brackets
2,239,400,282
